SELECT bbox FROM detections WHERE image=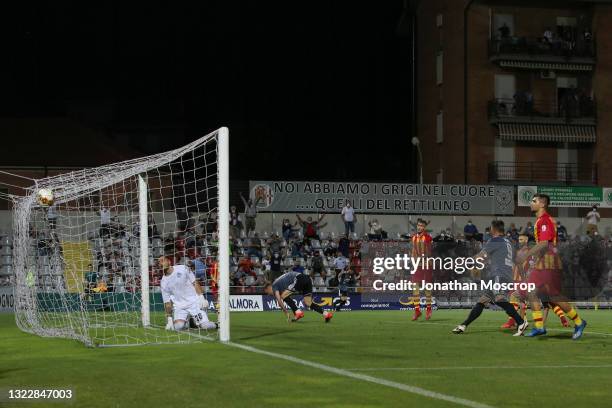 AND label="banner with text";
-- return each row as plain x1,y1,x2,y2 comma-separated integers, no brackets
518,186,612,208
249,181,514,214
